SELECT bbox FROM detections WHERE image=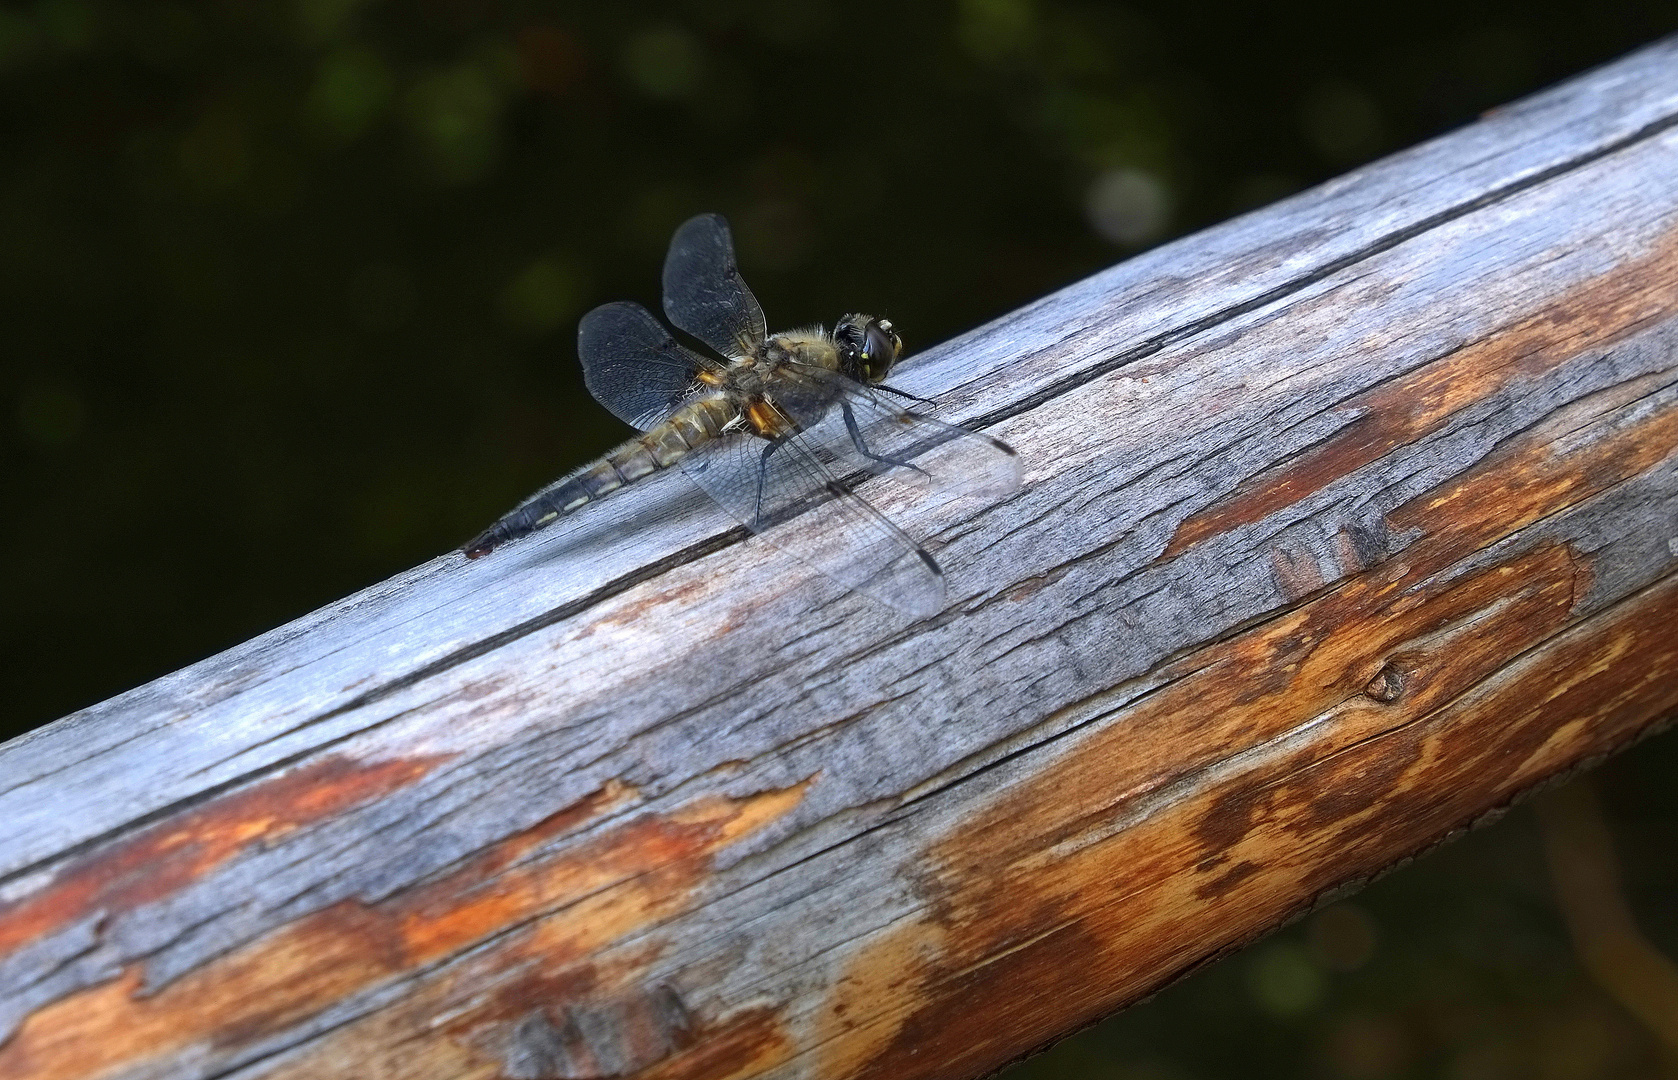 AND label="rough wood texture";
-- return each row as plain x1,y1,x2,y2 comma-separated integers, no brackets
5,37,1678,1080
